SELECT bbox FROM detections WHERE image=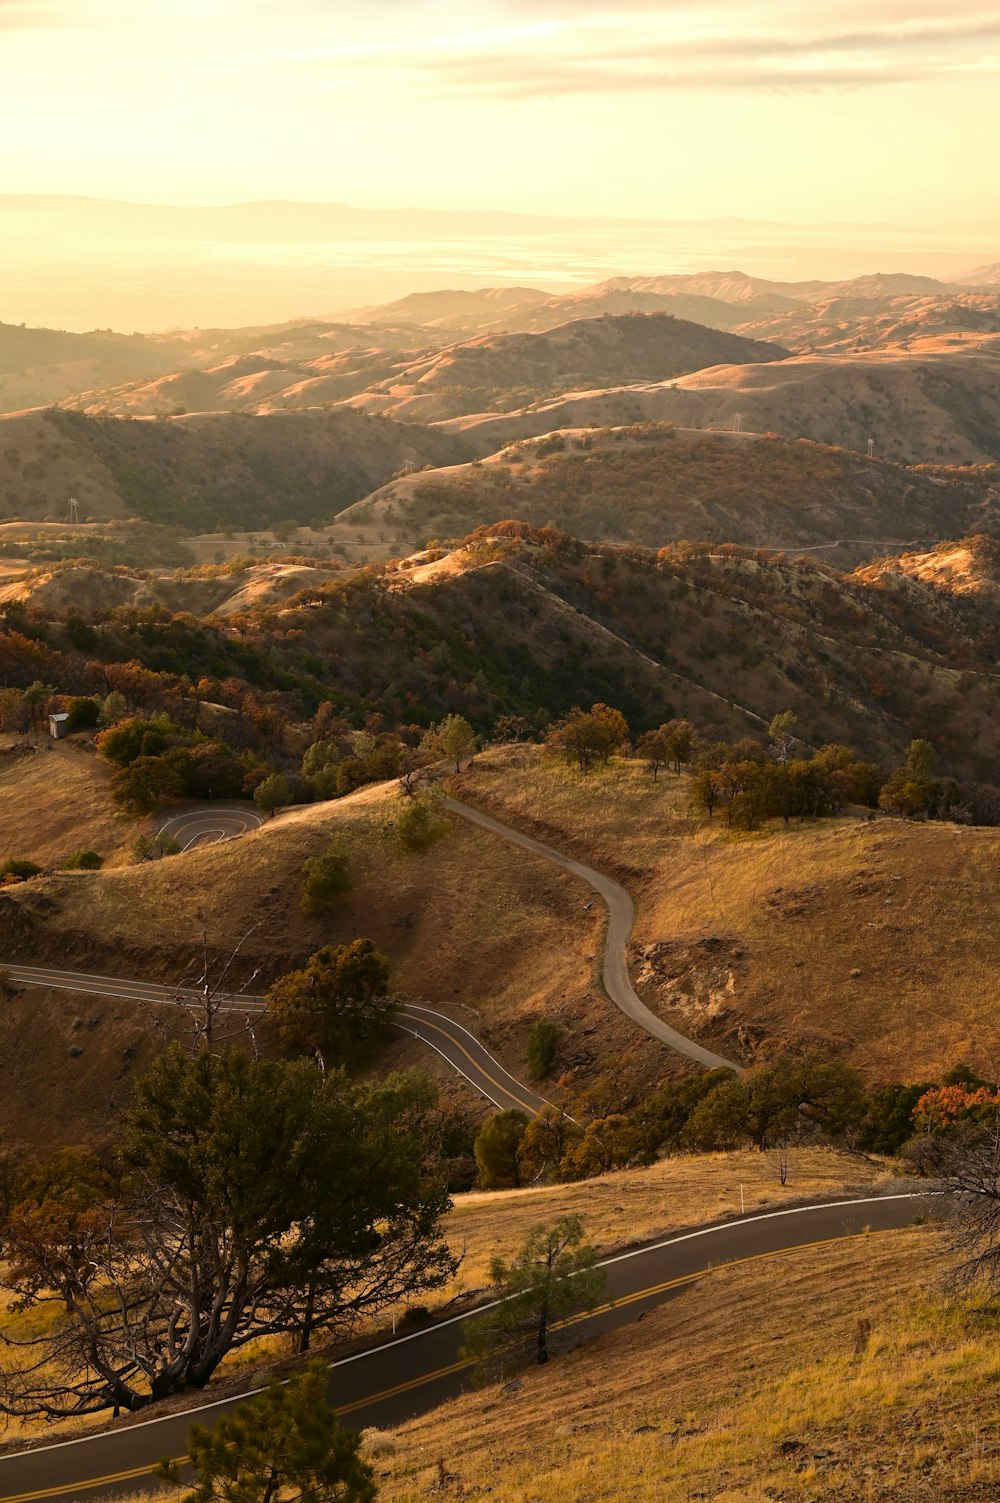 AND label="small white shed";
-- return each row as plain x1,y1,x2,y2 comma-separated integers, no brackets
48,712,70,740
